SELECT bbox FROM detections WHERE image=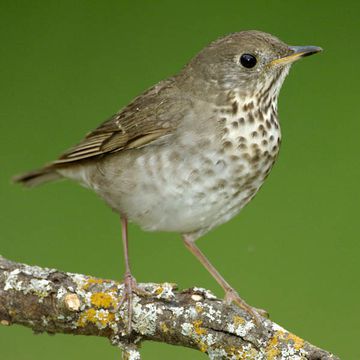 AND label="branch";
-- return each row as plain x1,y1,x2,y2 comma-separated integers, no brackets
0,255,339,360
